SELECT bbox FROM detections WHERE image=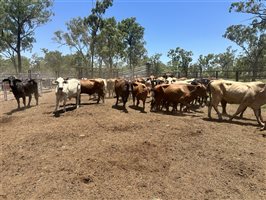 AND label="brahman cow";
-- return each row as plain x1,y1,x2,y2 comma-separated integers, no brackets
106,78,116,98
220,81,264,117
80,79,105,103
114,79,131,108
54,77,81,113
3,76,39,109
131,81,149,111
208,79,266,127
